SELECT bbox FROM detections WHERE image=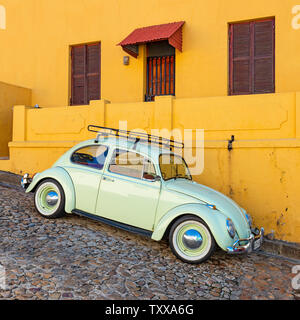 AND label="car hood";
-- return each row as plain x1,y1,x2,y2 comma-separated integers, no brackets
165,179,251,238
